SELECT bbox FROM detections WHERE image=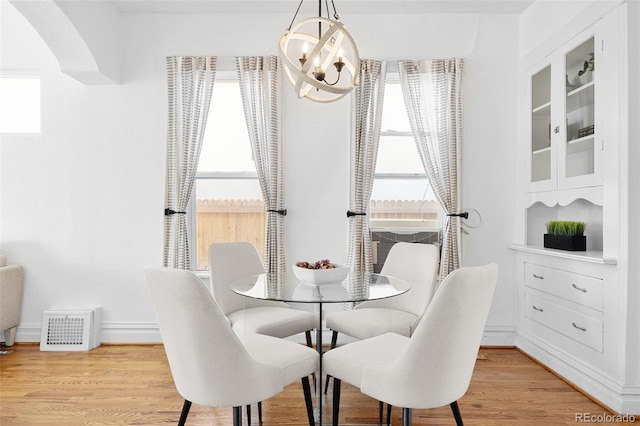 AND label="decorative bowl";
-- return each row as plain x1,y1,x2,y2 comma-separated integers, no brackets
292,264,349,285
